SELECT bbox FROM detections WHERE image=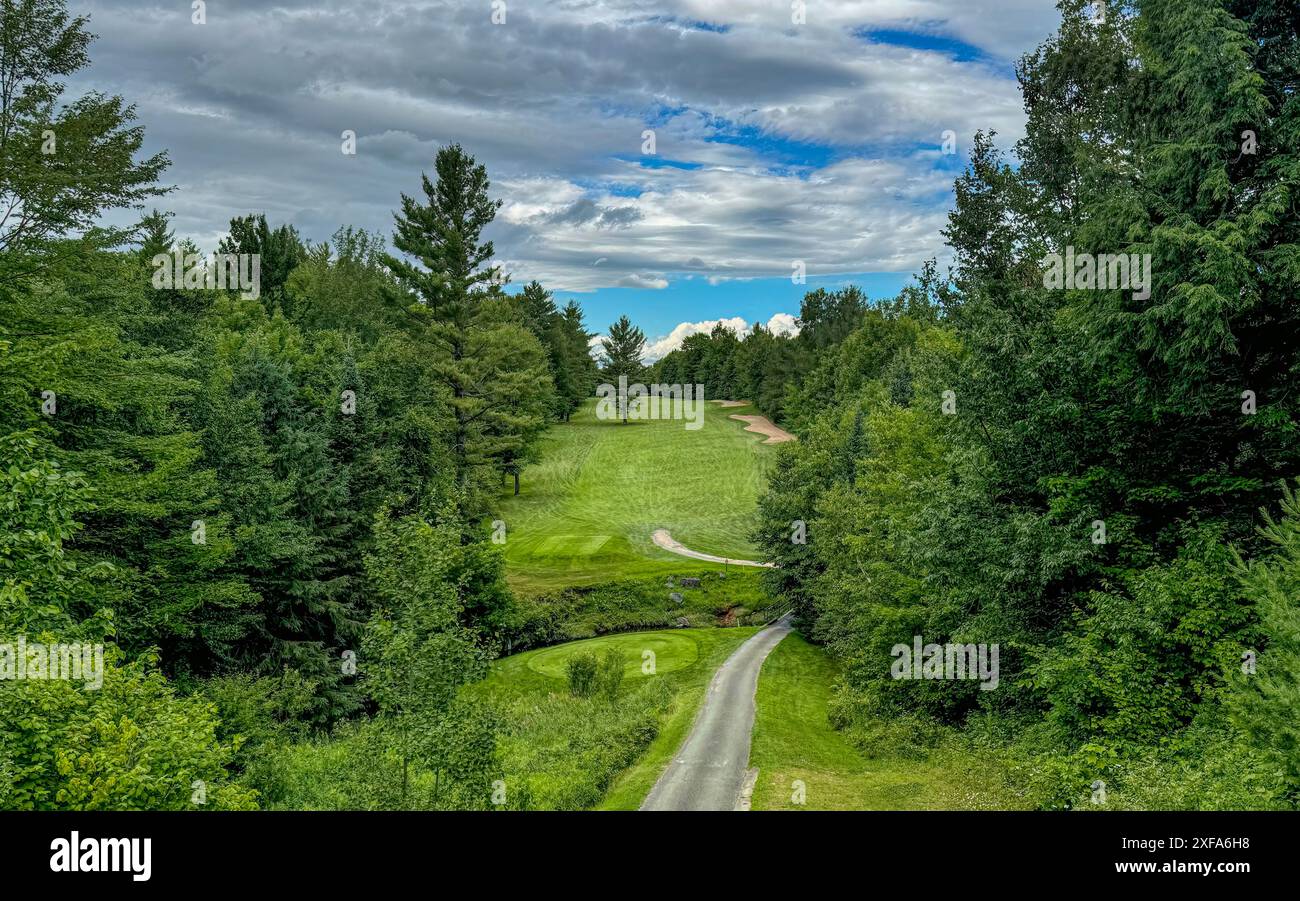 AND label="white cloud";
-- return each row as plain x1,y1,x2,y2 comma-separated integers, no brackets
493,155,957,290
72,0,1059,292
641,312,800,361
766,312,800,337
617,273,670,289
643,317,746,361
